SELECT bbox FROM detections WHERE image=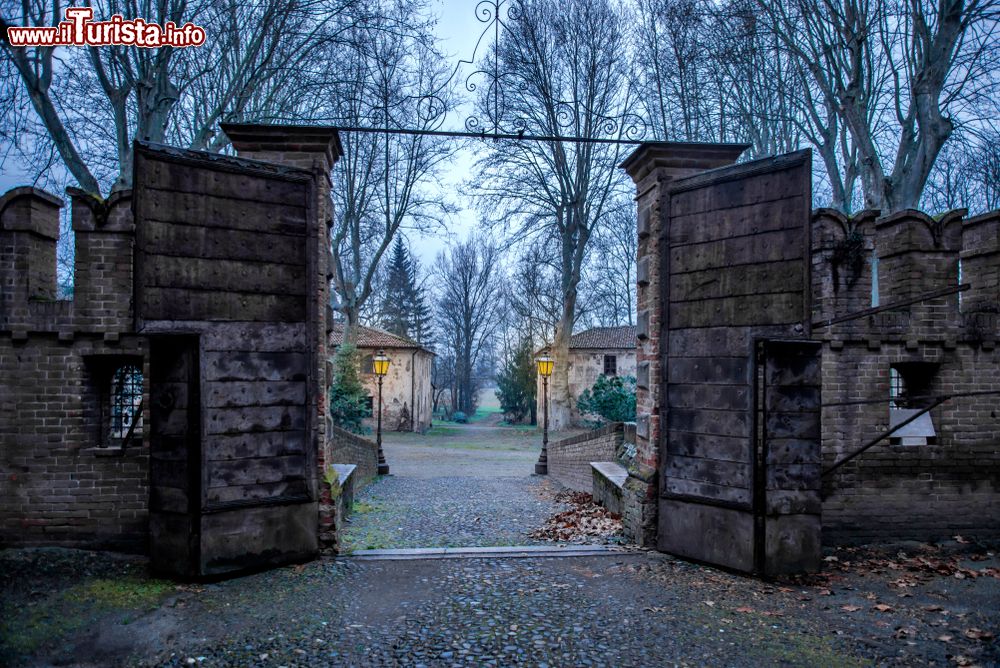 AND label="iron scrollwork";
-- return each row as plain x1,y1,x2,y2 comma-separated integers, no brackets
386,0,649,144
